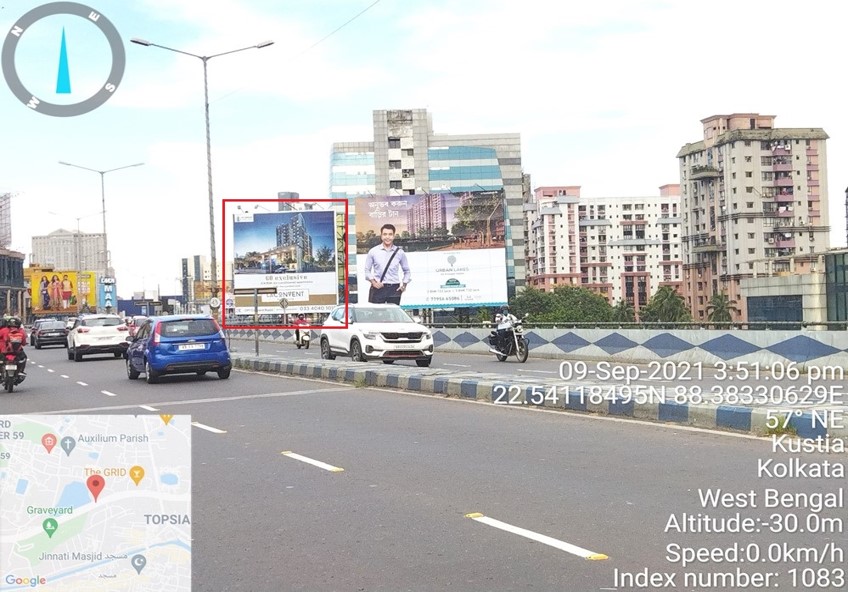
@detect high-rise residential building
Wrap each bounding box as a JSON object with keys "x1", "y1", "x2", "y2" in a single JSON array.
[
  {"x1": 331, "y1": 108, "x2": 524, "y2": 303},
  {"x1": 677, "y1": 113, "x2": 829, "y2": 321},
  {"x1": 525, "y1": 185, "x2": 683, "y2": 310},
  {"x1": 32, "y1": 229, "x2": 106, "y2": 271},
  {"x1": 0, "y1": 193, "x2": 12, "y2": 248}
]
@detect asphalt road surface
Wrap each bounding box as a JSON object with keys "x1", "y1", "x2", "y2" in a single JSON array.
[{"x1": 7, "y1": 346, "x2": 846, "y2": 591}]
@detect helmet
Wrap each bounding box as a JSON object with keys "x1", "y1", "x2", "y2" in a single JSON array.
[
  {"x1": 298, "y1": 313, "x2": 305, "y2": 319},
  {"x1": 8, "y1": 317, "x2": 21, "y2": 328},
  {"x1": 501, "y1": 305, "x2": 510, "y2": 314}
]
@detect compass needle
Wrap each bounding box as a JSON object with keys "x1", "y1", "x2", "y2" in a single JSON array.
[{"x1": 56, "y1": 27, "x2": 71, "y2": 94}]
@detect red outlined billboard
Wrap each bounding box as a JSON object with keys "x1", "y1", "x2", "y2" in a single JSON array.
[{"x1": 221, "y1": 199, "x2": 348, "y2": 330}]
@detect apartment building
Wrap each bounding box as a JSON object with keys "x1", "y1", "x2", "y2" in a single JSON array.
[
  {"x1": 677, "y1": 113, "x2": 829, "y2": 321},
  {"x1": 525, "y1": 185, "x2": 683, "y2": 309}
]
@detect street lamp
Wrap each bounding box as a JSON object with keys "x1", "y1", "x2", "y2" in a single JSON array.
[
  {"x1": 130, "y1": 37, "x2": 274, "y2": 317},
  {"x1": 58, "y1": 161, "x2": 144, "y2": 279}
]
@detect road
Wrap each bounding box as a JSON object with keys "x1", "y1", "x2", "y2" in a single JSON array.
[{"x1": 5, "y1": 345, "x2": 846, "y2": 591}]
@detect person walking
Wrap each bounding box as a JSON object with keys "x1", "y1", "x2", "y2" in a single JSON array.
[{"x1": 363, "y1": 224, "x2": 411, "y2": 305}]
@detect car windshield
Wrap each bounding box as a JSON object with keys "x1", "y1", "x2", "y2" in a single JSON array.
[
  {"x1": 353, "y1": 308, "x2": 414, "y2": 323},
  {"x1": 82, "y1": 317, "x2": 122, "y2": 327},
  {"x1": 41, "y1": 321, "x2": 66, "y2": 330},
  {"x1": 161, "y1": 319, "x2": 219, "y2": 337}
]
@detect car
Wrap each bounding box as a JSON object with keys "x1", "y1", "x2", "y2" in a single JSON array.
[
  {"x1": 126, "y1": 314, "x2": 231, "y2": 384},
  {"x1": 125, "y1": 315, "x2": 148, "y2": 337},
  {"x1": 67, "y1": 314, "x2": 129, "y2": 361},
  {"x1": 33, "y1": 320, "x2": 69, "y2": 349},
  {"x1": 65, "y1": 317, "x2": 77, "y2": 330},
  {"x1": 319, "y1": 303, "x2": 434, "y2": 367},
  {"x1": 29, "y1": 318, "x2": 58, "y2": 345}
]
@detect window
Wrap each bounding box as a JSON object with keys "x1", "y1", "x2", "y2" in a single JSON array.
[
  {"x1": 762, "y1": 172, "x2": 773, "y2": 181},
  {"x1": 402, "y1": 148, "x2": 414, "y2": 157},
  {"x1": 745, "y1": 156, "x2": 752, "y2": 162},
  {"x1": 748, "y1": 248, "x2": 756, "y2": 254},
  {"x1": 745, "y1": 171, "x2": 753, "y2": 177},
  {"x1": 389, "y1": 180, "x2": 402, "y2": 189},
  {"x1": 748, "y1": 233, "x2": 755, "y2": 239},
  {"x1": 388, "y1": 137, "x2": 400, "y2": 148},
  {"x1": 389, "y1": 160, "x2": 401, "y2": 169},
  {"x1": 746, "y1": 187, "x2": 754, "y2": 193},
  {"x1": 746, "y1": 202, "x2": 754, "y2": 208}
]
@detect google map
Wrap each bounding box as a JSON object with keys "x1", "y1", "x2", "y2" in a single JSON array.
[{"x1": 0, "y1": 415, "x2": 191, "y2": 591}]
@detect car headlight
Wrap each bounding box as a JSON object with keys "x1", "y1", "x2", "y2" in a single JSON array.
[
  {"x1": 362, "y1": 332, "x2": 379, "y2": 340},
  {"x1": 423, "y1": 331, "x2": 432, "y2": 338}
]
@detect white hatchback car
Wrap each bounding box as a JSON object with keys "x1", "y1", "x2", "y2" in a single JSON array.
[
  {"x1": 67, "y1": 314, "x2": 129, "y2": 361},
  {"x1": 320, "y1": 303, "x2": 434, "y2": 367}
]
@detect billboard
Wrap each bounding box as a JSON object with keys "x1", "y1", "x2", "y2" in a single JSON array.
[
  {"x1": 231, "y1": 209, "x2": 340, "y2": 315},
  {"x1": 26, "y1": 269, "x2": 97, "y2": 314},
  {"x1": 354, "y1": 192, "x2": 508, "y2": 308}
]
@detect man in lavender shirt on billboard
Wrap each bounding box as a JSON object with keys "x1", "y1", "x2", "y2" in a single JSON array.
[{"x1": 364, "y1": 224, "x2": 411, "y2": 305}]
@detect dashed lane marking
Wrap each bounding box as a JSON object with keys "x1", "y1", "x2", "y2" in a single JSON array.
[
  {"x1": 102, "y1": 390, "x2": 118, "y2": 397},
  {"x1": 138, "y1": 405, "x2": 159, "y2": 411},
  {"x1": 191, "y1": 422, "x2": 227, "y2": 434},
  {"x1": 281, "y1": 451, "x2": 344, "y2": 472},
  {"x1": 76, "y1": 381, "x2": 87, "y2": 386}
]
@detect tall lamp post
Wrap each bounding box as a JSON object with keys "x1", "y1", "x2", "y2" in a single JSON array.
[
  {"x1": 130, "y1": 38, "x2": 274, "y2": 318},
  {"x1": 58, "y1": 161, "x2": 144, "y2": 280}
]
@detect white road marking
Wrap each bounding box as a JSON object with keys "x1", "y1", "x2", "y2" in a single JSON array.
[
  {"x1": 76, "y1": 381, "x2": 87, "y2": 386},
  {"x1": 515, "y1": 369, "x2": 557, "y2": 374},
  {"x1": 47, "y1": 369, "x2": 55, "y2": 373},
  {"x1": 37, "y1": 365, "x2": 44, "y2": 368},
  {"x1": 191, "y1": 422, "x2": 227, "y2": 434},
  {"x1": 465, "y1": 513, "x2": 607, "y2": 560},
  {"x1": 443, "y1": 363, "x2": 470, "y2": 368},
  {"x1": 60, "y1": 375, "x2": 69, "y2": 379},
  {"x1": 281, "y1": 451, "x2": 344, "y2": 472},
  {"x1": 101, "y1": 390, "x2": 118, "y2": 397},
  {"x1": 139, "y1": 405, "x2": 159, "y2": 412}
]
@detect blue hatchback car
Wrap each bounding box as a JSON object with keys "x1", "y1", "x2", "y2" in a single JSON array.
[{"x1": 126, "y1": 315, "x2": 232, "y2": 384}]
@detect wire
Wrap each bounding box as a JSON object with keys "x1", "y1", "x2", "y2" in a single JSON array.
[{"x1": 211, "y1": 0, "x2": 384, "y2": 104}]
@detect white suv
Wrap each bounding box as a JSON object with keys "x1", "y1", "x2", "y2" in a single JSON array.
[
  {"x1": 67, "y1": 314, "x2": 129, "y2": 361},
  {"x1": 319, "y1": 303, "x2": 434, "y2": 367}
]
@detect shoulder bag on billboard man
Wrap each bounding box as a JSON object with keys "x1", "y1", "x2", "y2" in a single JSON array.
[{"x1": 368, "y1": 248, "x2": 400, "y2": 304}]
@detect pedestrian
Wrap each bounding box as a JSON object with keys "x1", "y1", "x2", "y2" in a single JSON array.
[{"x1": 363, "y1": 224, "x2": 411, "y2": 305}]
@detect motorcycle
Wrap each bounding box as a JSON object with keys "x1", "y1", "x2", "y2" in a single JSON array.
[
  {"x1": 489, "y1": 313, "x2": 529, "y2": 363},
  {"x1": 4, "y1": 338, "x2": 25, "y2": 392},
  {"x1": 295, "y1": 329, "x2": 311, "y2": 349}
]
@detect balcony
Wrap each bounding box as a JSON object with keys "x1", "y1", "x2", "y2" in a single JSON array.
[
  {"x1": 777, "y1": 208, "x2": 795, "y2": 217},
  {"x1": 807, "y1": 178, "x2": 820, "y2": 187},
  {"x1": 775, "y1": 238, "x2": 795, "y2": 248},
  {"x1": 690, "y1": 165, "x2": 722, "y2": 179},
  {"x1": 775, "y1": 177, "x2": 793, "y2": 187},
  {"x1": 691, "y1": 237, "x2": 723, "y2": 253},
  {"x1": 772, "y1": 162, "x2": 792, "y2": 172},
  {"x1": 774, "y1": 192, "x2": 794, "y2": 202}
]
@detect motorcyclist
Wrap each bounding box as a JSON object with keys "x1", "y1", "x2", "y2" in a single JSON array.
[
  {"x1": 0, "y1": 316, "x2": 27, "y2": 382},
  {"x1": 293, "y1": 313, "x2": 309, "y2": 345},
  {"x1": 490, "y1": 306, "x2": 517, "y2": 354}
]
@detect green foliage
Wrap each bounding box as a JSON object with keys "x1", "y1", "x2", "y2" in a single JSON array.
[
  {"x1": 510, "y1": 286, "x2": 613, "y2": 323},
  {"x1": 706, "y1": 292, "x2": 739, "y2": 327},
  {"x1": 640, "y1": 286, "x2": 691, "y2": 325},
  {"x1": 611, "y1": 299, "x2": 636, "y2": 323}
]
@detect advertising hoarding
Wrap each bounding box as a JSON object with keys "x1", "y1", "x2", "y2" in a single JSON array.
[
  {"x1": 25, "y1": 269, "x2": 97, "y2": 314},
  {"x1": 354, "y1": 191, "x2": 508, "y2": 308},
  {"x1": 231, "y1": 209, "x2": 340, "y2": 315}
]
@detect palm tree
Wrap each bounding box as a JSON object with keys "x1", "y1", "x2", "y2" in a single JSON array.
[
  {"x1": 641, "y1": 286, "x2": 691, "y2": 326},
  {"x1": 611, "y1": 299, "x2": 636, "y2": 324},
  {"x1": 706, "y1": 292, "x2": 739, "y2": 328}
]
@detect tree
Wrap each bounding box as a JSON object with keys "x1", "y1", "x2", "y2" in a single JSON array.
[
  {"x1": 316, "y1": 246, "x2": 333, "y2": 266},
  {"x1": 510, "y1": 285, "x2": 613, "y2": 324},
  {"x1": 706, "y1": 292, "x2": 739, "y2": 328},
  {"x1": 611, "y1": 299, "x2": 636, "y2": 324},
  {"x1": 640, "y1": 286, "x2": 691, "y2": 326}
]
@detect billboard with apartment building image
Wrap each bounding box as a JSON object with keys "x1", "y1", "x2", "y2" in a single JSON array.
[
  {"x1": 231, "y1": 210, "x2": 339, "y2": 314},
  {"x1": 354, "y1": 191, "x2": 508, "y2": 308}
]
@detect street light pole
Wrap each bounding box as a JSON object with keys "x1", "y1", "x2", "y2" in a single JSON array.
[
  {"x1": 58, "y1": 161, "x2": 144, "y2": 279},
  {"x1": 130, "y1": 38, "x2": 274, "y2": 318}
]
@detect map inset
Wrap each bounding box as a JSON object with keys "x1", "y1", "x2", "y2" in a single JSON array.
[{"x1": 0, "y1": 415, "x2": 191, "y2": 591}]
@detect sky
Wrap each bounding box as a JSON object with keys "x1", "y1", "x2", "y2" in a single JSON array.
[{"x1": 2, "y1": 0, "x2": 847, "y2": 298}]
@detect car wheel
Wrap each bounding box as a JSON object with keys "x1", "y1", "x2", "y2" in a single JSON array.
[
  {"x1": 416, "y1": 358, "x2": 431, "y2": 368},
  {"x1": 67, "y1": 345, "x2": 73, "y2": 360},
  {"x1": 35, "y1": 341, "x2": 42, "y2": 349},
  {"x1": 350, "y1": 339, "x2": 366, "y2": 362},
  {"x1": 73, "y1": 348, "x2": 82, "y2": 362},
  {"x1": 127, "y1": 358, "x2": 140, "y2": 380},
  {"x1": 382, "y1": 359, "x2": 395, "y2": 364},
  {"x1": 196, "y1": 370, "x2": 207, "y2": 376},
  {"x1": 320, "y1": 337, "x2": 336, "y2": 360},
  {"x1": 145, "y1": 360, "x2": 159, "y2": 384},
  {"x1": 217, "y1": 368, "x2": 231, "y2": 379},
  {"x1": 114, "y1": 352, "x2": 122, "y2": 358}
]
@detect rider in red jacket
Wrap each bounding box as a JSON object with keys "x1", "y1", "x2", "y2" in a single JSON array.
[
  {"x1": 0, "y1": 317, "x2": 27, "y2": 380},
  {"x1": 293, "y1": 313, "x2": 309, "y2": 344}
]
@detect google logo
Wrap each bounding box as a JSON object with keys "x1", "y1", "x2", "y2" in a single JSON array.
[{"x1": 4, "y1": 575, "x2": 47, "y2": 587}]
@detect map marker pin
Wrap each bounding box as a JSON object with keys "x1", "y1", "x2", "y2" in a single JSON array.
[
  {"x1": 60, "y1": 436, "x2": 76, "y2": 457},
  {"x1": 42, "y1": 518, "x2": 58, "y2": 538},
  {"x1": 41, "y1": 433, "x2": 57, "y2": 454},
  {"x1": 129, "y1": 465, "x2": 145, "y2": 486},
  {"x1": 160, "y1": 414, "x2": 173, "y2": 425},
  {"x1": 131, "y1": 554, "x2": 146, "y2": 575},
  {"x1": 86, "y1": 475, "x2": 105, "y2": 502}
]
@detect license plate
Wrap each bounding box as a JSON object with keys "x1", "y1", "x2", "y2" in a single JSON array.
[
  {"x1": 178, "y1": 344, "x2": 205, "y2": 351},
  {"x1": 5, "y1": 364, "x2": 17, "y2": 371}
]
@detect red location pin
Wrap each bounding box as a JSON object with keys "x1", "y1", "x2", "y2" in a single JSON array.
[
  {"x1": 41, "y1": 434, "x2": 57, "y2": 454},
  {"x1": 86, "y1": 475, "x2": 106, "y2": 502}
]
